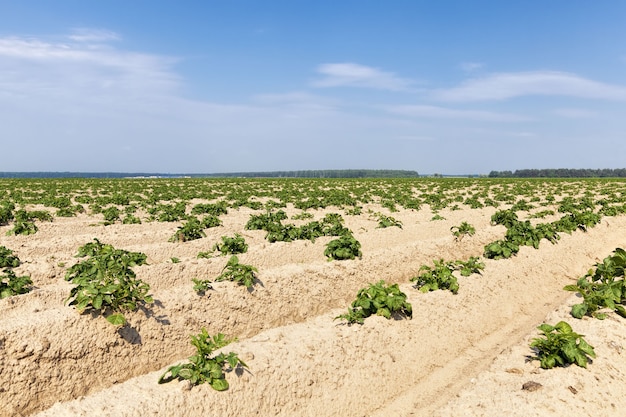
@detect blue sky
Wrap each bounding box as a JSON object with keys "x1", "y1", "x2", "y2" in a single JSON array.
[{"x1": 1, "y1": 1, "x2": 626, "y2": 174}]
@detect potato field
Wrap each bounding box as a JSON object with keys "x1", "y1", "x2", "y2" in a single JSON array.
[{"x1": 2, "y1": 177, "x2": 626, "y2": 416}]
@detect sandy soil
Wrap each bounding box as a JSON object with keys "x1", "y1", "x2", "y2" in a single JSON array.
[{"x1": 1, "y1": 201, "x2": 625, "y2": 417}]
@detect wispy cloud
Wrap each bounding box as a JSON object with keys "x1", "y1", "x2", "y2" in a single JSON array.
[
  {"x1": 387, "y1": 104, "x2": 529, "y2": 122},
  {"x1": 0, "y1": 34, "x2": 180, "y2": 99},
  {"x1": 312, "y1": 62, "x2": 414, "y2": 91},
  {"x1": 394, "y1": 135, "x2": 437, "y2": 142},
  {"x1": 552, "y1": 108, "x2": 598, "y2": 118},
  {"x1": 432, "y1": 71, "x2": 626, "y2": 102},
  {"x1": 460, "y1": 62, "x2": 484, "y2": 72},
  {"x1": 252, "y1": 91, "x2": 339, "y2": 110},
  {"x1": 68, "y1": 28, "x2": 121, "y2": 43}
]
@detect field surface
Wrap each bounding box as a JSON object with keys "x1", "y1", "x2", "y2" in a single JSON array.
[{"x1": 1, "y1": 178, "x2": 626, "y2": 416}]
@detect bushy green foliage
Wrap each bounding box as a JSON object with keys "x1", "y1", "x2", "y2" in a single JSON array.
[
  {"x1": 564, "y1": 248, "x2": 626, "y2": 319},
  {"x1": 102, "y1": 206, "x2": 121, "y2": 225},
  {"x1": 0, "y1": 201, "x2": 15, "y2": 225},
  {"x1": 0, "y1": 246, "x2": 21, "y2": 268},
  {"x1": 372, "y1": 212, "x2": 403, "y2": 229},
  {"x1": 215, "y1": 255, "x2": 258, "y2": 289},
  {"x1": 64, "y1": 238, "x2": 153, "y2": 326},
  {"x1": 454, "y1": 257, "x2": 485, "y2": 276},
  {"x1": 552, "y1": 211, "x2": 601, "y2": 233},
  {"x1": 192, "y1": 278, "x2": 213, "y2": 295},
  {"x1": 450, "y1": 221, "x2": 475, "y2": 241},
  {"x1": 170, "y1": 217, "x2": 207, "y2": 242},
  {"x1": 483, "y1": 239, "x2": 520, "y2": 259},
  {"x1": 411, "y1": 258, "x2": 485, "y2": 294},
  {"x1": 0, "y1": 268, "x2": 32, "y2": 299},
  {"x1": 324, "y1": 234, "x2": 362, "y2": 260},
  {"x1": 151, "y1": 202, "x2": 188, "y2": 222},
  {"x1": 200, "y1": 215, "x2": 222, "y2": 228},
  {"x1": 246, "y1": 210, "x2": 351, "y2": 243},
  {"x1": 191, "y1": 202, "x2": 228, "y2": 216},
  {"x1": 510, "y1": 199, "x2": 534, "y2": 212},
  {"x1": 213, "y1": 233, "x2": 248, "y2": 255},
  {"x1": 336, "y1": 280, "x2": 412, "y2": 324},
  {"x1": 25, "y1": 210, "x2": 53, "y2": 222},
  {"x1": 6, "y1": 219, "x2": 38, "y2": 235},
  {"x1": 196, "y1": 251, "x2": 213, "y2": 259},
  {"x1": 122, "y1": 214, "x2": 142, "y2": 224},
  {"x1": 4, "y1": 209, "x2": 40, "y2": 235},
  {"x1": 490, "y1": 209, "x2": 519, "y2": 228},
  {"x1": 528, "y1": 209, "x2": 555, "y2": 219},
  {"x1": 244, "y1": 210, "x2": 288, "y2": 231},
  {"x1": 159, "y1": 329, "x2": 247, "y2": 390},
  {"x1": 291, "y1": 211, "x2": 314, "y2": 220},
  {"x1": 530, "y1": 321, "x2": 595, "y2": 369},
  {"x1": 484, "y1": 217, "x2": 559, "y2": 259},
  {"x1": 412, "y1": 259, "x2": 457, "y2": 293}
]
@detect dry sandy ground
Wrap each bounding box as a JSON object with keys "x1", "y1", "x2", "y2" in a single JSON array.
[{"x1": 1, "y1": 203, "x2": 625, "y2": 417}]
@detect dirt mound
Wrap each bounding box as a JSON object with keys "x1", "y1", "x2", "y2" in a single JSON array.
[{"x1": 2, "y1": 205, "x2": 626, "y2": 417}]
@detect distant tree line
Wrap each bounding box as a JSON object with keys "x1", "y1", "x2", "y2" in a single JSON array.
[
  {"x1": 206, "y1": 169, "x2": 420, "y2": 178},
  {"x1": 0, "y1": 172, "x2": 169, "y2": 179},
  {"x1": 488, "y1": 168, "x2": 626, "y2": 178},
  {"x1": 0, "y1": 169, "x2": 419, "y2": 179}
]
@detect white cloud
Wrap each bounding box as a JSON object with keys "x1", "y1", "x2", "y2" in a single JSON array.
[
  {"x1": 432, "y1": 71, "x2": 626, "y2": 102},
  {"x1": 460, "y1": 62, "x2": 484, "y2": 72},
  {"x1": 251, "y1": 91, "x2": 339, "y2": 110},
  {"x1": 552, "y1": 108, "x2": 598, "y2": 118},
  {"x1": 0, "y1": 35, "x2": 180, "y2": 101},
  {"x1": 387, "y1": 104, "x2": 529, "y2": 122},
  {"x1": 394, "y1": 135, "x2": 437, "y2": 142},
  {"x1": 68, "y1": 28, "x2": 121, "y2": 43},
  {"x1": 312, "y1": 62, "x2": 414, "y2": 91}
]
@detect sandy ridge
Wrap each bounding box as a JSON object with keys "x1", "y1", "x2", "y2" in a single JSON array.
[{"x1": 21, "y1": 214, "x2": 626, "y2": 416}]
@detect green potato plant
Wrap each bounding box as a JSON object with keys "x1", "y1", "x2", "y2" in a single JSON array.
[
  {"x1": 0, "y1": 245, "x2": 21, "y2": 268},
  {"x1": 159, "y1": 329, "x2": 247, "y2": 391},
  {"x1": 336, "y1": 280, "x2": 412, "y2": 325},
  {"x1": 411, "y1": 259, "x2": 460, "y2": 294},
  {"x1": 411, "y1": 258, "x2": 485, "y2": 294},
  {"x1": 192, "y1": 278, "x2": 213, "y2": 295},
  {"x1": 0, "y1": 201, "x2": 14, "y2": 225},
  {"x1": 64, "y1": 238, "x2": 153, "y2": 326},
  {"x1": 372, "y1": 212, "x2": 403, "y2": 229},
  {"x1": 213, "y1": 233, "x2": 248, "y2": 255},
  {"x1": 530, "y1": 321, "x2": 596, "y2": 369},
  {"x1": 564, "y1": 247, "x2": 626, "y2": 319},
  {"x1": 169, "y1": 217, "x2": 207, "y2": 242},
  {"x1": 215, "y1": 255, "x2": 258, "y2": 290},
  {"x1": 450, "y1": 221, "x2": 475, "y2": 241},
  {"x1": 0, "y1": 268, "x2": 33, "y2": 299},
  {"x1": 324, "y1": 234, "x2": 362, "y2": 261}
]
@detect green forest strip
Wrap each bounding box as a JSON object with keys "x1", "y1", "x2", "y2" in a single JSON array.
[{"x1": 0, "y1": 169, "x2": 419, "y2": 179}]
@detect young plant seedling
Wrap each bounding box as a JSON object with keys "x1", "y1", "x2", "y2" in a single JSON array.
[
  {"x1": 530, "y1": 321, "x2": 596, "y2": 369},
  {"x1": 0, "y1": 245, "x2": 21, "y2": 268},
  {"x1": 65, "y1": 238, "x2": 153, "y2": 326},
  {"x1": 215, "y1": 255, "x2": 258, "y2": 290},
  {"x1": 336, "y1": 280, "x2": 412, "y2": 324},
  {"x1": 564, "y1": 247, "x2": 626, "y2": 319},
  {"x1": 411, "y1": 259, "x2": 460, "y2": 294},
  {"x1": 213, "y1": 233, "x2": 248, "y2": 255},
  {"x1": 0, "y1": 268, "x2": 33, "y2": 299},
  {"x1": 192, "y1": 278, "x2": 213, "y2": 295},
  {"x1": 159, "y1": 329, "x2": 247, "y2": 390},
  {"x1": 169, "y1": 217, "x2": 207, "y2": 242},
  {"x1": 324, "y1": 234, "x2": 362, "y2": 261},
  {"x1": 371, "y1": 212, "x2": 403, "y2": 229},
  {"x1": 450, "y1": 221, "x2": 476, "y2": 241}
]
